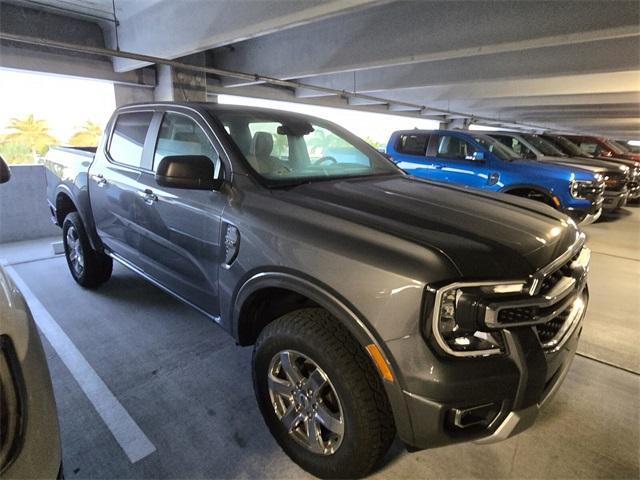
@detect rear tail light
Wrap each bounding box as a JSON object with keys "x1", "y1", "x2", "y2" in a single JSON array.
[{"x1": 0, "y1": 336, "x2": 24, "y2": 473}]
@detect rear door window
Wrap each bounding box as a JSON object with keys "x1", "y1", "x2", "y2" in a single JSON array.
[
  {"x1": 108, "y1": 112, "x2": 153, "y2": 168},
  {"x1": 396, "y1": 134, "x2": 430, "y2": 156}
]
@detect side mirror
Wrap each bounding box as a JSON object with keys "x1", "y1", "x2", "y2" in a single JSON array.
[
  {"x1": 466, "y1": 151, "x2": 485, "y2": 162},
  {"x1": 0, "y1": 155, "x2": 11, "y2": 184},
  {"x1": 155, "y1": 155, "x2": 223, "y2": 190}
]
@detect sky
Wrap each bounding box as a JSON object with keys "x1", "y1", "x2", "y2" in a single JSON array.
[{"x1": 0, "y1": 69, "x2": 116, "y2": 142}]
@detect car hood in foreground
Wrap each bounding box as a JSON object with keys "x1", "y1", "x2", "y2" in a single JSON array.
[{"x1": 274, "y1": 175, "x2": 581, "y2": 279}]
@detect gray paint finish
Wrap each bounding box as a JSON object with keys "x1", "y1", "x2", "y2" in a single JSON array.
[{"x1": 9, "y1": 239, "x2": 638, "y2": 478}]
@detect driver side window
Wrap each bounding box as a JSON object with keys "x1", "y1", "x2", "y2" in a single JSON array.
[
  {"x1": 436, "y1": 135, "x2": 477, "y2": 160},
  {"x1": 154, "y1": 112, "x2": 219, "y2": 170}
]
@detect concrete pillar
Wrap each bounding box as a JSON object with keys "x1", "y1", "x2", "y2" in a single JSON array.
[
  {"x1": 439, "y1": 118, "x2": 473, "y2": 130},
  {"x1": 154, "y1": 53, "x2": 207, "y2": 102},
  {"x1": 113, "y1": 84, "x2": 154, "y2": 107}
]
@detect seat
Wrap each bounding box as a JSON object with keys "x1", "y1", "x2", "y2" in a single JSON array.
[{"x1": 249, "y1": 132, "x2": 282, "y2": 174}]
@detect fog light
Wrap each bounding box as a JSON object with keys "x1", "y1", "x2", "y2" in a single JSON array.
[{"x1": 451, "y1": 403, "x2": 500, "y2": 429}]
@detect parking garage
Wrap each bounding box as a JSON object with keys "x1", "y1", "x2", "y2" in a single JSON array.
[{"x1": 0, "y1": 1, "x2": 638, "y2": 479}]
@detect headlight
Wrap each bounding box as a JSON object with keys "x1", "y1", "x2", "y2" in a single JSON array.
[
  {"x1": 570, "y1": 179, "x2": 599, "y2": 199},
  {"x1": 0, "y1": 336, "x2": 23, "y2": 473},
  {"x1": 430, "y1": 283, "x2": 524, "y2": 357}
]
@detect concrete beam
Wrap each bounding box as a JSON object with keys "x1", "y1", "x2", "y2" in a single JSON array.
[
  {"x1": 110, "y1": 0, "x2": 391, "y2": 72},
  {"x1": 291, "y1": 37, "x2": 640, "y2": 95},
  {"x1": 372, "y1": 72, "x2": 640, "y2": 104},
  {"x1": 212, "y1": 1, "x2": 639, "y2": 85},
  {"x1": 0, "y1": 2, "x2": 155, "y2": 86}
]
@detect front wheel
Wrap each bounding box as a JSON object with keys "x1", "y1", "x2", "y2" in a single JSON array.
[
  {"x1": 62, "y1": 212, "x2": 112, "y2": 288},
  {"x1": 252, "y1": 308, "x2": 395, "y2": 479}
]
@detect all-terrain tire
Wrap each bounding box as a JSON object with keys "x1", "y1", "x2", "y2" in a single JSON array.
[
  {"x1": 62, "y1": 212, "x2": 112, "y2": 288},
  {"x1": 252, "y1": 308, "x2": 395, "y2": 479}
]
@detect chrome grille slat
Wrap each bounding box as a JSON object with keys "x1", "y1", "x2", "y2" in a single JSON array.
[{"x1": 485, "y1": 244, "x2": 589, "y2": 352}]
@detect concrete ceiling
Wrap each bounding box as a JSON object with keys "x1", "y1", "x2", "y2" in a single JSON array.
[{"x1": 1, "y1": 0, "x2": 639, "y2": 138}]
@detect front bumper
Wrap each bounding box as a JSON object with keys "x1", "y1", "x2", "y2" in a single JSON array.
[
  {"x1": 602, "y1": 190, "x2": 629, "y2": 211},
  {"x1": 386, "y1": 289, "x2": 586, "y2": 450},
  {"x1": 566, "y1": 198, "x2": 603, "y2": 225}
]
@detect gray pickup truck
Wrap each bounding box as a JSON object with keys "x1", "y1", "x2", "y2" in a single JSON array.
[{"x1": 46, "y1": 103, "x2": 589, "y2": 478}]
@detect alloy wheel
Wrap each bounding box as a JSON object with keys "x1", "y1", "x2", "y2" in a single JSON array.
[
  {"x1": 267, "y1": 350, "x2": 345, "y2": 455},
  {"x1": 66, "y1": 225, "x2": 85, "y2": 276}
]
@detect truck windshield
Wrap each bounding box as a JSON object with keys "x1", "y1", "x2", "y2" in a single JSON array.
[
  {"x1": 543, "y1": 135, "x2": 590, "y2": 157},
  {"x1": 472, "y1": 134, "x2": 518, "y2": 161},
  {"x1": 212, "y1": 109, "x2": 401, "y2": 186},
  {"x1": 605, "y1": 140, "x2": 627, "y2": 154},
  {"x1": 522, "y1": 134, "x2": 567, "y2": 157}
]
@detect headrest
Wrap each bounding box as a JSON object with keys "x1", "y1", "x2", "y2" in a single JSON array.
[
  {"x1": 251, "y1": 132, "x2": 274, "y2": 157},
  {"x1": 174, "y1": 131, "x2": 198, "y2": 142}
]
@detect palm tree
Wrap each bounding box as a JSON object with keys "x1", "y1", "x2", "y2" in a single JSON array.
[
  {"x1": 68, "y1": 121, "x2": 103, "y2": 147},
  {"x1": 3, "y1": 114, "x2": 58, "y2": 155}
]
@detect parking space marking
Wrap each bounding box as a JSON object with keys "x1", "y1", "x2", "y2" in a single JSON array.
[{"x1": 4, "y1": 265, "x2": 157, "y2": 464}]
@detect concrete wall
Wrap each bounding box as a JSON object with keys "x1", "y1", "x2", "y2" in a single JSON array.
[{"x1": 0, "y1": 165, "x2": 59, "y2": 244}]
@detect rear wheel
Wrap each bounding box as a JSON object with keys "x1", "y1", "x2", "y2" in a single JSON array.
[
  {"x1": 252, "y1": 308, "x2": 395, "y2": 479},
  {"x1": 62, "y1": 212, "x2": 112, "y2": 288}
]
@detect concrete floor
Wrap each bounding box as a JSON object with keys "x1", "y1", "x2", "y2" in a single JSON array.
[{"x1": 1, "y1": 207, "x2": 639, "y2": 479}]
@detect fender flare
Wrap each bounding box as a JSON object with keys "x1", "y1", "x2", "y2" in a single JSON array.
[
  {"x1": 53, "y1": 185, "x2": 101, "y2": 250},
  {"x1": 500, "y1": 183, "x2": 560, "y2": 208},
  {"x1": 232, "y1": 270, "x2": 413, "y2": 440}
]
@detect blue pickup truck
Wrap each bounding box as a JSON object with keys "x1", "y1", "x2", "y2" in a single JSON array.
[{"x1": 387, "y1": 130, "x2": 604, "y2": 224}]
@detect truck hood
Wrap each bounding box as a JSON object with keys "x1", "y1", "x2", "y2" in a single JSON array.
[
  {"x1": 539, "y1": 155, "x2": 609, "y2": 174},
  {"x1": 274, "y1": 175, "x2": 581, "y2": 279}
]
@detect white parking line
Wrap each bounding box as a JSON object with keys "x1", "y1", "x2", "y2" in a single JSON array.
[{"x1": 4, "y1": 265, "x2": 156, "y2": 464}]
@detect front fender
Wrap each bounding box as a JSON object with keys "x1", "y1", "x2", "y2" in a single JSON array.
[{"x1": 232, "y1": 269, "x2": 414, "y2": 443}]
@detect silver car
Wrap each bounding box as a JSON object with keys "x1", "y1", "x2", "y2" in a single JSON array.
[{"x1": 0, "y1": 157, "x2": 62, "y2": 478}]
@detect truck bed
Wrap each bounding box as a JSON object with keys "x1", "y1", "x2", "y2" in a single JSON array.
[{"x1": 44, "y1": 145, "x2": 96, "y2": 227}]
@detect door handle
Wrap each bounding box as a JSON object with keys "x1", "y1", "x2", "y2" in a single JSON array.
[
  {"x1": 137, "y1": 188, "x2": 158, "y2": 205},
  {"x1": 434, "y1": 164, "x2": 445, "y2": 169},
  {"x1": 92, "y1": 173, "x2": 107, "y2": 187}
]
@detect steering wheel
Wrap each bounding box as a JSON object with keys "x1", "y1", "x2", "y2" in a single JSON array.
[
  {"x1": 315, "y1": 156, "x2": 337, "y2": 166},
  {"x1": 272, "y1": 159, "x2": 293, "y2": 174}
]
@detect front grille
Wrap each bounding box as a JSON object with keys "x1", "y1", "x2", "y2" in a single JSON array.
[
  {"x1": 584, "y1": 180, "x2": 605, "y2": 201},
  {"x1": 497, "y1": 306, "x2": 537, "y2": 324},
  {"x1": 604, "y1": 172, "x2": 627, "y2": 192},
  {"x1": 488, "y1": 246, "x2": 588, "y2": 352},
  {"x1": 538, "y1": 250, "x2": 580, "y2": 296},
  {"x1": 535, "y1": 308, "x2": 570, "y2": 343}
]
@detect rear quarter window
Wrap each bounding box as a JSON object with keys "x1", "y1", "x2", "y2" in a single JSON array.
[{"x1": 108, "y1": 112, "x2": 154, "y2": 168}]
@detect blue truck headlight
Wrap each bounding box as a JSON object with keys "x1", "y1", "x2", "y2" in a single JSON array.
[
  {"x1": 570, "y1": 179, "x2": 599, "y2": 199},
  {"x1": 429, "y1": 284, "x2": 524, "y2": 357}
]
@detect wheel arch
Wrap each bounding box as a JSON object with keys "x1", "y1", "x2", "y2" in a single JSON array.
[
  {"x1": 232, "y1": 270, "x2": 414, "y2": 441},
  {"x1": 500, "y1": 183, "x2": 560, "y2": 208},
  {"x1": 54, "y1": 187, "x2": 77, "y2": 226},
  {"x1": 54, "y1": 185, "x2": 101, "y2": 250}
]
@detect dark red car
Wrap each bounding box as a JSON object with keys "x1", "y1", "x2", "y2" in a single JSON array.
[{"x1": 565, "y1": 135, "x2": 640, "y2": 162}]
